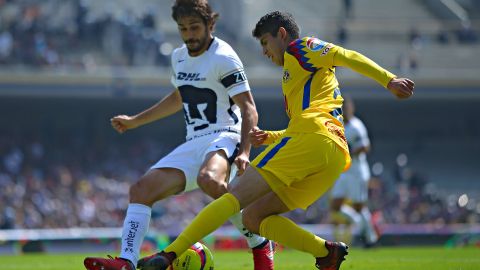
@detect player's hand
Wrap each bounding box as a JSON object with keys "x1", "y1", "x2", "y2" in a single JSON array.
[
  {"x1": 249, "y1": 127, "x2": 268, "y2": 147},
  {"x1": 387, "y1": 78, "x2": 415, "y2": 99},
  {"x1": 234, "y1": 153, "x2": 250, "y2": 176},
  {"x1": 110, "y1": 115, "x2": 139, "y2": 133}
]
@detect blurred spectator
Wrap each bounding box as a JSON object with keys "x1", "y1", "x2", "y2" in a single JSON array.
[
  {"x1": 0, "y1": 29, "x2": 13, "y2": 63},
  {"x1": 337, "y1": 24, "x2": 348, "y2": 45},
  {"x1": 456, "y1": 21, "x2": 478, "y2": 44},
  {"x1": 436, "y1": 29, "x2": 450, "y2": 45},
  {"x1": 409, "y1": 27, "x2": 424, "y2": 49},
  {"x1": 397, "y1": 50, "x2": 419, "y2": 74},
  {"x1": 342, "y1": 0, "x2": 354, "y2": 20},
  {"x1": 0, "y1": 0, "x2": 170, "y2": 68}
]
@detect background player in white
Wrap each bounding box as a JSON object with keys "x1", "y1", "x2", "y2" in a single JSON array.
[
  {"x1": 84, "y1": 1, "x2": 274, "y2": 270},
  {"x1": 330, "y1": 95, "x2": 379, "y2": 247}
]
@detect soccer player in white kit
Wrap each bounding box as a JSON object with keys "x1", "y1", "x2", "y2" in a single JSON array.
[
  {"x1": 330, "y1": 96, "x2": 379, "y2": 247},
  {"x1": 84, "y1": 1, "x2": 274, "y2": 270}
]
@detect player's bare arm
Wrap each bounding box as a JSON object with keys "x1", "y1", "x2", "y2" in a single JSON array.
[
  {"x1": 249, "y1": 127, "x2": 268, "y2": 147},
  {"x1": 231, "y1": 91, "x2": 258, "y2": 175},
  {"x1": 250, "y1": 128, "x2": 287, "y2": 146},
  {"x1": 110, "y1": 89, "x2": 183, "y2": 133}
]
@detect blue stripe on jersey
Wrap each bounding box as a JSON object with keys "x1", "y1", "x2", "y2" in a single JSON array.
[
  {"x1": 302, "y1": 74, "x2": 314, "y2": 110},
  {"x1": 329, "y1": 108, "x2": 344, "y2": 124},
  {"x1": 333, "y1": 87, "x2": 341, "y2": 99},
  {"x1": 257, "y1": 137, "x2": 291, "y2": 168},
  {"x1": 329, "y1": 108, "x2": 343, "y2": 117},
  {"x1": 286, "y1": 39, "x2": 316, "y2": 72}
]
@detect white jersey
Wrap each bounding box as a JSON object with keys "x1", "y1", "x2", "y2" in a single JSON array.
[
  {"x1": 170, "y1": 37, "x2": 250, "y2": 141},
  {"x1": 344, "y1": 116, "x2": 371, "y2": 180},
  {"x1": 331, "y1": 116, "x2": 371, "y2": 201}
]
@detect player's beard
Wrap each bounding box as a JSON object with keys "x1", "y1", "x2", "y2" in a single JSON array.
[{"x1": 185, "y1": 29, "x2": 210, "y2": 55}]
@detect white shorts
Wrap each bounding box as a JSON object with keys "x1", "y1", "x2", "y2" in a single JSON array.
[
  {"x1": 331, "y1": 165, "x2": 370, "y2": 203},
  {"x1": 150, "y1": 132, "x2": 240, "y2": 192}
]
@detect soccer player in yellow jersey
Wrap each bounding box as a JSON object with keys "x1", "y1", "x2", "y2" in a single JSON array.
[{"x1": 138, "y1": 11, "x2": 415, "y2": 270}]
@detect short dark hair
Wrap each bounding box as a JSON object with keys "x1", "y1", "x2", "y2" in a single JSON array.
[
  {"x1": 252, "y1": 11, "x2": 300, "y2": 39},
  {"x1": 172, "y1": 0, "x2": 219, "y2": 25}
]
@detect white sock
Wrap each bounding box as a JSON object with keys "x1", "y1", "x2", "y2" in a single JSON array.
[
  {"x1": 229, "y1": 211, "x2": 266, "y2": 248},
  {"x1": 340, "y1": 204, "x2": 362, "y2": 225},
  {"x1": 120, "y1": 203, "x2": 152, "y2": 266},
  {"x1": 360, "y1": 207, "x2": 378, "y2": 243},
  {"x1": 340, "y1": 204, "x2": 363, "y2": 235}
]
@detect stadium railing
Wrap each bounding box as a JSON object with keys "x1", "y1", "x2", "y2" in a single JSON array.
[{"x1": 1, "y1": 224, "x2": 479, "y2": 255}]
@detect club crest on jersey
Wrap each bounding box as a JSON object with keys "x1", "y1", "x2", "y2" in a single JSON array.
[
  {"x1": 177, "y1": 72, "x2": 206, "y2": 81},
  {"x1": 306, "y1": 37, "x2": 326, "y2": 52},
  {"x1": 283, "y1": 69, "x2": 291, "y2": 83}
]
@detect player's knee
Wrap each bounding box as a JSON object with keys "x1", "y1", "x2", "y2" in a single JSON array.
[
  {"x1": 129, "y1": 181, "x2": 146, "y2": 204},
  {"x1": 197, "y1": 172, "x2": 227, "y2": 199},
  {"x1": 241, "y1": 208, "x2": 261, "y2": 234},
  {"x1": 129, "y1": 178, "x2": 157, "y2": 206}
]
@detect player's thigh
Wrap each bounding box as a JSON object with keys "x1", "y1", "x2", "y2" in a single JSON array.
[
  {"x1": 130, "y1": 168, "x2": 186, "y2": 205},
  {"x1": 242, "y1": 191, "x2": 290, "y2": 233},
  {"x1": 229, "y1": 166, "x2": 273, "y2": 209},
  {"x1": 198, "y1": 150, "x2": 230, "y2": 184},
  {"x1": 197, "y1": 150, "x2": 231, "y2": 198},
  {"x1": 198, "y1": 132, "x2": 240, "y2": 184}
]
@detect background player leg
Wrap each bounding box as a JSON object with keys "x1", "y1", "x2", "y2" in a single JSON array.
[
  {"x1": 353, "y1": 203, "x2": 378, "y2": 246},
  {"x1": 330, "y1": 197, "x2": 361, "y2": 245}
]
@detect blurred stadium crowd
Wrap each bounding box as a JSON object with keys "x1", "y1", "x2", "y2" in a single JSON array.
[
  {"x1": 0, "y1": 0, "x2": 479, "y2": 72},
  {"x1": 0, "y1": 0, "x2": 172, "y2": 69},
  {"x1": 0, "y1": 133, "x2": 478, "y2": 231}
]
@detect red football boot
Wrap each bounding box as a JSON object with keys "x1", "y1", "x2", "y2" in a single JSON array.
[
  {"x1": 84, "y1": 255, "x2": 134, "y2": 270},
  {"x1": 315, "y1": 241, "x2": 349, "y2": 270},
  {"x1": 252, "y1": 240, "x2": 275, "y2": 270}
]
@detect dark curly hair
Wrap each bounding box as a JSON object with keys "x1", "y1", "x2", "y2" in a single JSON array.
[
  {"x1": 252, "y1": 11, "x2": 300, "y2": 39},
  {"x1": 172, "y1": 0, "x2": 219, "y2": 25}
]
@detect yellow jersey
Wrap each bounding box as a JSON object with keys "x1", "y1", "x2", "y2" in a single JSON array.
[{"x1": 264, "y1": 37, "x2": 396, "y2": 171}]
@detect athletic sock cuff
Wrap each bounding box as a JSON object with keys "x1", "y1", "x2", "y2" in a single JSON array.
[
  {"x1": 223, "y1": 193, "x2": 240, "y2": 213},
  {"x1": 127, "y1": 203, "x2": 152, "y2": 216}
]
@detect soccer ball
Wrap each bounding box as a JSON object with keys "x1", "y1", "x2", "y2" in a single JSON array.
[{"x1": 170, "y1": 242, "x2": 214, "y2": 270}]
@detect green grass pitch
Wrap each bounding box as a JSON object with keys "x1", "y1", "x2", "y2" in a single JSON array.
[{"x1": 1, "y1": 247, "x2": 479, "y2": 270}]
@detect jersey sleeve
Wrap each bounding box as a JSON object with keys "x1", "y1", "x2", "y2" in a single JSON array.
[
  {"x1": 216, "y1": 54, "x2": 251, "y2": 97},
  {"x1": 333, "y1": 47, "x2": 396, "y2": 87},
  {"x1": 263, "y1": 129, "x2": 286, "y2": 145}
]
